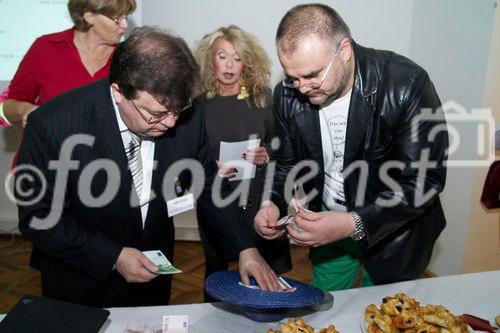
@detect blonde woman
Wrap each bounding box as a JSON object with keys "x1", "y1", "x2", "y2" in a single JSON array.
[{"x1": 194, "y1": 25, "x2": 291, "y2": 301}]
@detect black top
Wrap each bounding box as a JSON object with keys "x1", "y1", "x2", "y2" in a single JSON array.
[
  {"x1": 199, "y1": 93, "x2": 274, "y2": 160},
  {"x1": 196, "y1": 91, "x2": 292, "y2": 274}
]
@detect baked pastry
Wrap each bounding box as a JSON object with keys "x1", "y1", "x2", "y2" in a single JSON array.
[
  {"x1": 364, "y1": 293, "x2": 468, "y2": 333},
  {"x1": 393, "y1": 310, "x2": 420, "y2": 329},
  {"x1": 267, "y1": 317, "x2": 340, "y2": 333},
  {"x1": 318, "y1": 325, "x2": 340, "y2": 333},
  {"x1": 381, "y1": 297, "x2": 404, "y2": 316},
  {"x1": 365, "y1": 304, "x2": 383, "y2": 324},
  {"x1": 367, "y1": 323, "x2": 385, "y2": 333},
  {"x1": 373, "y1": 313, "x2": 399, "y2": 333},
  {"x1": 413, "y1": 322, "x2": 440, "y2": 333},
  {"x1": 394, "y1": 293, "x2": 419, "y2": 310}
]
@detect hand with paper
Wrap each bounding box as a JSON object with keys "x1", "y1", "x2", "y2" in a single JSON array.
[
  {"x1": 242, "y1": 146, "x2": 269, "y2": 166},
  {"x1": 115, "y1": 247, "x2": 159, "y2": 283},
  {"x1": 254, "y1": 197, "x2": 311, "y2": 240},
  {"x1": 238, "y1": 247, "x2": 281, "y2": 292},
  {"x1": 218, "y1": 139, "x2": 261, "y2": 181},
  {"x1": 288, "y1": 209, "x2": 355, "y2": 248},
  {"x1": 143, "y1": 250, "x2": 182, "y2": 274},
  {"x1": 254, "y1": 201, "x2": 285, "y2": 240},
  {"x1": 273, "y1": 198, "x2": 356, "y2": 248},
  {"x1": 215, "y1": 160, "x2": 238, "y2": 179}
]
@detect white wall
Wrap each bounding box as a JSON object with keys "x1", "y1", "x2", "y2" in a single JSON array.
[
  {"x1": 462, "y1": 1, "x2": 500, "y2": 273},
  {"x1": 408, "y1": 0, "x2": 496, "y2": 275}
]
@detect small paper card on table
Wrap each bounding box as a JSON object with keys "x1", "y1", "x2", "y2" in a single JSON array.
[
  {"x1": 143, "y1": 250, "x2": 182, "y2": 274},
  {"x1": 163, "y1": 315, "x2": 188, "y2": 333}
]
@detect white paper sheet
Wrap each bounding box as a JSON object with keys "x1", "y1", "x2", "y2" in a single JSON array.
[{"x1": 219, "y1": 139, "x2": 260, "y2": 181}]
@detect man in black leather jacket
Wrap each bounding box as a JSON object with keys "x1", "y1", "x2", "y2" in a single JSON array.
[{"x1": 254, "y1": 4, "x2": 448, "y2": 290}]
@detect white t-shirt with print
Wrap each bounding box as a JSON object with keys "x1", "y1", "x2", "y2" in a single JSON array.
[{"x1": 319, "y1": 90, "x2": 352, "y2": 212}]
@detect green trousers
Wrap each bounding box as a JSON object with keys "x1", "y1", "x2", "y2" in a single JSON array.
[{"x1": 310, "y1": 205, "x2": 373, "y2": 291}]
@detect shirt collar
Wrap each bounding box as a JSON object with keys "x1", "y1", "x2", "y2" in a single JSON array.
[{"x1": 49, "y1": 28, "x2": 76, "y2": 44}]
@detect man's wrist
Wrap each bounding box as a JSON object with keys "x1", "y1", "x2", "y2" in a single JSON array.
[{"x1": 259, "y1": 200, "x2": 274, "y2": 208}]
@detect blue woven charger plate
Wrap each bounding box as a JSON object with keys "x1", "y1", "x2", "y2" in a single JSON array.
[{"x1": 205, "y1": 271, "x2": 325, "y2": 309}]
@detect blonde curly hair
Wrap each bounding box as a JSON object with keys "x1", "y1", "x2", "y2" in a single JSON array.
[{"x1": 194, "y1": 25, "x2": 271, "y2": 108}]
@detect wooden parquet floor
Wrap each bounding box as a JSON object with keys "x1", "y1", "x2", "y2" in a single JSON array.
[{"x1": 0, "y1": 235, "x2": 311, "y2": 313}]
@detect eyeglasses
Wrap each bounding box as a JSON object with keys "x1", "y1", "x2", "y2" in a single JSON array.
[
  {"x1": 282, "y1": 55, "x2": 335, "y2": 90},
  {"x1": 130, "y1": 99, "x2": 192, "y2": 124},
  {"x1": 101, "y1": 13, "x2": 128, "y2": 25}
]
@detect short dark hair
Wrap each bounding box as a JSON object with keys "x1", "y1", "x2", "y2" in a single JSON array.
[
  {"x1": 110, "y1": 26, "x2": 199, "y2": 109},
  {"x1": 276, "y1": 4, "x2": 351, "y2": 54},
  {"x1": 68, "y1": 0, "x2": 136, "y2": 31}
]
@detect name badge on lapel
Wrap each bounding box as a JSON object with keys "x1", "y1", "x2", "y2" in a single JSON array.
[{"x1": 167, "y1": 193, "x2": 194, "y2": 217}]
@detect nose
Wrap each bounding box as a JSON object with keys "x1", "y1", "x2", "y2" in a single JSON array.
[
  {"x1": 298, "y1": 81, "x2": 313, "y2": 94},
  {"x1": 226, "y1": 58, "x2": 234, "y2": 68},
  {"x1": 119, "y1": 17, "x2": 128, "y2": 29},
  {"x1": 159, "y1": 114, "x2": 177, "y2": 128}
]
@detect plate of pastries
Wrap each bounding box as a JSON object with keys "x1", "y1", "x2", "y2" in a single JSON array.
[
  {"x1": 363, "y1": 293, "x2": 469, "y2": 333},
  {"x1": 267, "y1": 317, "x2": 340, "y2": 333}
]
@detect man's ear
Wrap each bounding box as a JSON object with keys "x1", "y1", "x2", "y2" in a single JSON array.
[
  {"x1": 339, "y1": 37, "x2": 353, "y2": 62},
  {"x1": 111, "y1": 83, "x2": 123, "y2": 104}
]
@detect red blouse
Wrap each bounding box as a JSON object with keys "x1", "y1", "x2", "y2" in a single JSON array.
[{"x1": 8, "y1": 28, "x2": 111, "y2": 106}]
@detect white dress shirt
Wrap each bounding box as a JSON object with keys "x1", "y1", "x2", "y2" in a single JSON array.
[{"x1": 111, "y1": 88, "x2": 155, "y2": 227}]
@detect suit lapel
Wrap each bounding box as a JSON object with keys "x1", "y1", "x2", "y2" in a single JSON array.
[
  {"x1": 91, "y1": 80, "x2": 142, "y2": 227},
  {"x1": 93, "y1": 87, "x2": 128, "y2": 170},
  {"x1": 295, "y1": 103, "x2": 324, "y2": 169},
  {"x1": 344, "y1": 41, "x2": 378, "y2": 168},
  {"x1": 343, "y1": 89, "x2": 374, "y2": 167}
]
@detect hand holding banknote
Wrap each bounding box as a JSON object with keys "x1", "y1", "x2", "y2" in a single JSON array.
[
  {"x1": 115, "y1": 247, "x2": 159, "y2": 283},
  {"x1": 254, "y1": 201, "x2": 286, "y2": 240}
]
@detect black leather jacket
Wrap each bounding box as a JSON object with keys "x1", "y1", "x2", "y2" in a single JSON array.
[{"x1": 271, "y1": 41, "x2": 448, "y2": 284}]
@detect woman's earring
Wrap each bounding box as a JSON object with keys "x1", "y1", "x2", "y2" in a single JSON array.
[
  {"x1": 207, "y1": 82, "x2": 217, "y2": 99},
  {"x1": 237, "y1": 76, "x2": 249, "y2": 100}
]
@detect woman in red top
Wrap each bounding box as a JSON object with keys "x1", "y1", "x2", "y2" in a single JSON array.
[{"x1": 3, "y1": 0, "x2": 136, "y2": 126}]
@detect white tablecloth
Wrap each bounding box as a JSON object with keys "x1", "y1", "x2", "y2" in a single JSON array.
[{"x1": 102, "y1": 270, "x2": 500, "y2": 332}]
